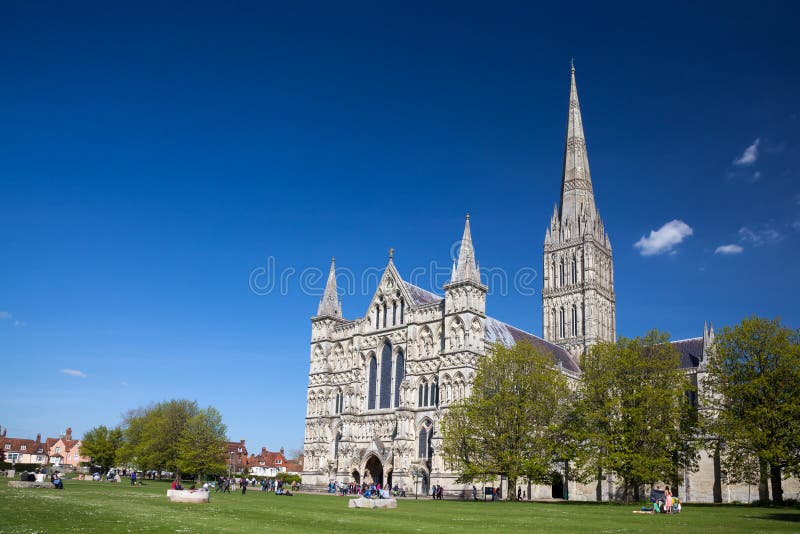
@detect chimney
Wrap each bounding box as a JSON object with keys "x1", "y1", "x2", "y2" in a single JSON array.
[
  {"x1": 36, "y1": 433, "x2": 41, "y2": 443},
  {"x1": 65, "y1": 427, "x2": 72, "y2": 440},
  {"x1": 262, "y1": 447, "x2": 267, "y2": 455},
  {"x1": 240, "y1": 439, "x2": 245, "y2": 445},
  {"x1": 2, "y1": 428, "x2": 6, "y2": 437},
  {"x1": 280, "y1": 447, "x2": 284, "y2": 455}
]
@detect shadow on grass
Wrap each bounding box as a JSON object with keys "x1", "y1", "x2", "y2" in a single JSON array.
[{"x1": 749, "y1": 513, "x2": 800, "y2": 523}]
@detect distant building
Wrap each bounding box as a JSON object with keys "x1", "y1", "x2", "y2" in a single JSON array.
[
  {"x1": 226, "y1": 439, "x2": 248, "y2": 474},
  {"x1": 246, "y1": 447, "x2": 288, "y2": 478}
]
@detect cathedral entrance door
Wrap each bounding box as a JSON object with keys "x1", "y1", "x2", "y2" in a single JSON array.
[
  {"x1": 365, "y1": 455, "x2": 383, "y2": 486},
  {"x1": 352, "y1": 470, "x2": 360, "y2": 484}
]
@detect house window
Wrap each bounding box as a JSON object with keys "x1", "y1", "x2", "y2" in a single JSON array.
[
  {"x1": 20, "y1": 445, "x2": 26, "y2": 451},
  {"x1": 36, "y1": 455, "x2": 43, "y2": 462},
  {"x1": 8, "y1": 453, "x2": 19, "y2": 462},
  {"x1": 55, "y1": 446, "x2": 60, "y2": 453},
  {"x1": 238, "y1": 448, "x2": 243, "y2": 453},
  {"x1": 276, "y1": 460, "x2": 281, "y2": 464},
  {"x1": 3, "y1": 444, "x2": 9, "y2": 450}
]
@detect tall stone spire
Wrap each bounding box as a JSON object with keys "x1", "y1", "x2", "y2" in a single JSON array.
[
  {"x1": 559, "y1": 63, "x2": 596, "y2": 224},
  {"x1": 543, "y1": 63, "x2": 615, "y2": 358},
  {"x1": 452, "y1": 214, "x2": 481, "y2": 283},
  {"x1": 316, "y1": 257, "x2": 341, "y2": 317}
]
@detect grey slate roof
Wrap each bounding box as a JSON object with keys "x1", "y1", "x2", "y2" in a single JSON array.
[
  {"x1": 402, "y1": 281, "x2": 443, "y2": 306},
  {"x1": 671, "y1": 337, "x2": 704, "y2": 369},
  {"x1": 484, "y1": 316, "x2": 581, "y2": 374}
]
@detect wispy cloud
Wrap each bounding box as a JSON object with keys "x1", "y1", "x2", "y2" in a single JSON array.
[
  {"x1": 0, "y1": 311, "x2": 25, "y2": 327},
  {"x1": 715, "y1": 244, "x2": 744, "y2": 255},
  {"x1": 738, "y1": 224, "x2": 783, "y2": 246},
  {"x1": 733, "y1": 138, "x2": 760, "y2": 166},
  {"x1": 634, "y1": 220, "x2": 694, "y2": 256},
  {"x1": 61, "y1": 369, "x2": 87, "y2": 378}
]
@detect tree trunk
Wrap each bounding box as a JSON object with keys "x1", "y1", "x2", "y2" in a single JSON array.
[
  {"x1": 632, "y1": 480, "x2": 640, "y2": 502},
  {"x1": 758, "y1": 457, "x2": 770, "y2": 502},
  {"x1": 507, "y1": 476, "x2": 517, "y2": 501},
  {"x1": 596, "y1": 467, "x2": 603, "y2": 502},
  {"x1": 770, "y1": 464, "x2": 783, "y2": 504},
  {"x1": 713, "y1": 442, "x2": 722, "y2": 503}
]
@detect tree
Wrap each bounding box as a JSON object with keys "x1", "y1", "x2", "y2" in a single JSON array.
[
  {"x1": 175, "y1": 407, "x2": 228, "y2": 480},
  {"x1": 81, "y1": 425, "x2": 123, "y2": 472},
  {"x1": 703, "y1": 316, "x2": 800, "y2": 503},
  {"x1": 117, "y1": 399, "x2": 201, "y2": 474},
  {"x1": 570, "y1": 330, "x2": 698, "y2": 502},
  {"x1": 441, "y1": 341, "x2": 571, "y2": 500}
]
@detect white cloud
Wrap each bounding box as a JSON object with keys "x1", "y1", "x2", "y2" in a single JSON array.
[
  {"x1": 13, "y1": 320, "x2": 26, "y2": 328},
  {"x1": 634, "y1": 220, "x2": 694, "y2": 256},
  {"x1": 733, "y1": 138, "x2": 760, "y2": 166},
  {"x1": 61, "y1": 369, "x2": 87, "y2": 378},
  {"x1": 715, "y1": 244, "x2": 744, "y2": 255},
  {"x1": 738, "y1": 224, "x2": 783, "y2": 246},
  {"x1": 0, "y1": 311, "x2": 11, "y2": 320}
]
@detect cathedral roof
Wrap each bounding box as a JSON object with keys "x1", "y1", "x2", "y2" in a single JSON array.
[
  {"x1": 670, "y1": 337, "x2": 704, "y2": 369},
  {"x1": 402, "y1": 281, "x2": 442, "y2": 306},
  {"x1": 484, "y1": 316, "x2": 581, "y2": 374}
]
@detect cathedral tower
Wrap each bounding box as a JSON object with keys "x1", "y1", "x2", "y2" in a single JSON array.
[{"x1": 542, "y1": 65, "x2": 616, "y2": 357}]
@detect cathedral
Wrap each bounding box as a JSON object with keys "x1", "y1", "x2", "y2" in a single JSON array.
[{"x1": 301, "y1": 67, "x2": 798, "y2": 502}]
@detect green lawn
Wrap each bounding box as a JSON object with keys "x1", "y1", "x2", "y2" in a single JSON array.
[{"x1": 0, "y1": 479, "x2": 798, "y2": 533}]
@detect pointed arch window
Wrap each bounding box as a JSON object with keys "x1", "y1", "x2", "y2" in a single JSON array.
[
  {"x1": 572, "y1": 256, "x2": 578, "y2": 284},
  {"x1": 418, "y1": 379, "x2": 426, "y2": 407},
  {"x1": 559, "y1": 307, "x2": 566, "y2": 339},
  {"x1": 392, "y1": 302, "x2": 397, "y2": 326},
  {"x1": 571, "y1": 305, "x2": 578, "y2": 337},
  {"x1": 559, "y1": 259, "x2": 565, "y2": 287},
  {"x1": 335, "y1": 389, "x2": 343, "y2": 414},
  {"x1": 418, "y1": 420, "x2": 433, "y2": 461},
  {"x1": 394, "y1": 349, "x2": 405, "y2": 408},
  {"x1": 367, "y1": 356, "x2": 377, "y2": 410},
  {"x1": 400, "y1": 299, "x2": 405, "y2": 324},
  {"x1": 375, "y1": 306, "x2": 380, "y2": 330},
  {"x1": 382, "y1": 304, "x2": 387, "y2": 329},
  {"x1": 334, "y1": 431, "x2": 341, "y2": 459},
  {"x1": 379, "y1": 342, "x2": 392, "y2": 409}
]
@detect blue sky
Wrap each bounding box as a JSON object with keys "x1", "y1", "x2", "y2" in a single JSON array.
[{"x1": 1, "y1": 1, "x2": 799, "y2": 454}]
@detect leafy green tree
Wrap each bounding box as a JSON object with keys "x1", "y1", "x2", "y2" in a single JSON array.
[
  {"x1": 570, "y1": 330, "x2": 697, "y2": 502},
  {"x1": 117, "y1": 399, "x2": 201, "y2": 474},
  {"x1": 703, "y1": 316, "x2": 800, "y2": 503},
  {"x1": 441, "y1": 341, "x2": 571, "y2": 500},
  {"x1": 176, "y1": 407, "x2": 228, "y2": 480},
  {"x1": 81, "y1": 425, "x2": 123, "y2": 472}
]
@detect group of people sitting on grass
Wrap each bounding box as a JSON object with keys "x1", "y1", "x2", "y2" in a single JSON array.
[
  {"x1": 328, "y1": 480, "x2": 407, "y2": 498},
  {"x1": 648, "y1": 486, "x2": 682, "y2": 514}
]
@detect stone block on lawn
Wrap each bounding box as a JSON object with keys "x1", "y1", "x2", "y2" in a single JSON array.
[{"x1": 348, "y1": 497, "x2": 397, "y2": 509}]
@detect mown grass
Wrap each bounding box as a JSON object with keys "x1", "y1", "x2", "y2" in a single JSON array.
[{"x1": 0, "y1": 478, "x2": 798, "y2": 533}]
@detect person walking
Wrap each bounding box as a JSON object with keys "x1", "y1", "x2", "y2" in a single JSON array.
[
  {"x1": 472, "y1": 485, "x2": 478, "y2": 501},
  {"x1": 241, "y1": 477, "x2": 248, "y2": 495},
  {"x1": 130, "y1": 471, "x2": 137, "y2": 486}
]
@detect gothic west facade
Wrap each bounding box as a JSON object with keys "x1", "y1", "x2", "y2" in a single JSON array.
[
  {"x1": 303, "y1": 219, "x2": 581, "y2": 496},
  {"x1": 301, "y1": 67, "x2": 800, "y2": 502}
]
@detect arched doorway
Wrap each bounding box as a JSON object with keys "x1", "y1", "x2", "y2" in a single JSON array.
[
  {"x1": 365, "y1": 455, "x2": 383, "y2": 486},
  {"x1": 420, "y1": 471, "x2": 430, "y2": 496},
  {"x1": 351, "y1": 470, "x2": 360, "y2": 484},
  {"x1": 551, "y1": 472, "x2": 564, "y2": 499},
  {"x1": 386, "y1": 469, "x2": 393, "y2": 489}
]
